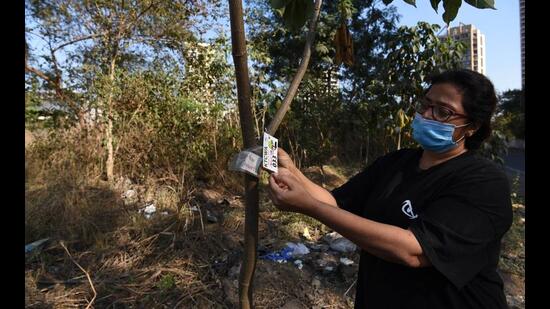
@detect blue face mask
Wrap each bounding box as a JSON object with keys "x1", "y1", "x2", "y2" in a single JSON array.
[{"x1": 412, "y1": 113, "x2": 470, "y2": 153}]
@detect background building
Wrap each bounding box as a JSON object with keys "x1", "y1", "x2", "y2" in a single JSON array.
[
  {"x1": 520, "y1": 0, "x2": 525, "y2": 88},
  {"x1": 446, "y1": 23, "x2": 486, "y2": 75},
  {"x1": 322, "y1": 70, "x2": 339, "y2": 96}
]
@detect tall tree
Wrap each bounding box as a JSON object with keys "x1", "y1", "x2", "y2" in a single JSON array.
[
  {"x1": 228, "y1": 1, "x2": 260, "y2": 307},
  {"x1": 497, "y1": 89, "x2": 524, "y2": 139},
  {"x1": 25, "y1": 0, "x2": 221, "y2": 182},
  {"x1": 229, "y1": 0, "x2": 322, "y2": 307}
]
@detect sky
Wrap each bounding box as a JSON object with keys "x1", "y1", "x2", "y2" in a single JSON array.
[
  {"x1": 26, "y1": 1, "x2": 522, "y2": 94},
  {"x1": 390, "y1": 0, "x2": 522, "y2": 93}
]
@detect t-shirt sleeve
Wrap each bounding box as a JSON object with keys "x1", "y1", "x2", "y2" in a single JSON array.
[
  {"x1": 330, "y1": 156, "x2": 384, "y2": 216},
  {"x1": 409, "y1": 167, "x2": 513, "y2": 289}
]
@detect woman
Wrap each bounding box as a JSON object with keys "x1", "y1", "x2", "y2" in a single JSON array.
[{"x1": 268, "y1": 69, "x2": 513, "y2": 308}]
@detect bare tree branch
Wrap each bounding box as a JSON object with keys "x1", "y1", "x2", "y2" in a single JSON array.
[
  {"x1": 134, "y1": 0, "x2": 160, "y2": 22},
  {"x1": 25, "y1": 65, "x2": 52, "y2": 83},
  {"x1": 25, "y1": 63, "x2": 80, "y2": 117},
  {"x1": 266, "y1": 0, "x2": 323, "y2": 135},
  {"x1": 60, "y1": 242, "x2": 97, "y2": 309},
  {"x1": 52, "y1": 33, "x2": 107, "y2": 53}
]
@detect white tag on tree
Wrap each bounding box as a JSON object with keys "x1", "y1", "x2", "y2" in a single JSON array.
[{"x1": 262, "y1": 132, "x2": 278, "y2": 173}]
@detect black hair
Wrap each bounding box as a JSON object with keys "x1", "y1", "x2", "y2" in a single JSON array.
[{"x1": 426, "y1": 69, "x2": 498, "y2": 150}]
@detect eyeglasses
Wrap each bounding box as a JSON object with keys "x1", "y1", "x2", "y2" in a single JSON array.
[{"x1": 415, "y1": 99, "x2": 468, "y2": 123}]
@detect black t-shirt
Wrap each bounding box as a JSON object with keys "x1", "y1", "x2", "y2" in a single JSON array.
[{"x1": 331, "y1": 148, "x2": 513, "y2": 309}]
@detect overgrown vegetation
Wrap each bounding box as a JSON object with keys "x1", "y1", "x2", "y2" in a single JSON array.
[{"x1": 25, "y1": 0, "x2": 523, "y2": 308}]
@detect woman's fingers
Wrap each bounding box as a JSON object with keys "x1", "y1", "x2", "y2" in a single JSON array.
[
  {"x1": 278, "y1": 148, "x2": 296, "y2": 169},
  {"x1": 272, "y1": 170, "x2": 296, "y2": 188},
  {"x1": 269, "y1": 174, "x2": 284, "y2": 193},
  {"x1": 278, "y1": 148, "x2": 289, "y2": 157}
]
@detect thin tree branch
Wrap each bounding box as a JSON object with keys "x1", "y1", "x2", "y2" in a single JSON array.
[
  {"x1": 134, "y1": 0, "x2": 160, "y2": 22},
  {"x1": 60, "y1": 242, "x2": 97, "y2": 309},
  {"x1": 52, "y1": 33, "x2": 107, "y2": 53},
  {"x1": 25, "y1": 65, "x2": 52, "y2": 83},
  {"x1": 25, "y1": 64, "x2": 80, "y2": 117},
  {"x1": 266, "y1": 0, "x2": 323, "y2": 135}
]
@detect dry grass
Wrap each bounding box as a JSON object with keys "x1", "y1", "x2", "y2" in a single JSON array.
[
  {"x1": 26, "y1": 211, "x2": 232, "y2": 308},
  {"x1": 25, "y1": 128, "x2": 523, "y2": 309},
  {"x1": 24, "y1": 126, "x2": 235, "y2": 307},
  {"x1": 24, "y1": 137, "x2": 355, "y2": 308},
  {"x1": 25, "y1": 180, "x2": 125, "y2": 246},
  {"x1": 25, "y1": 175, "x2": 355, "y2": 309}
]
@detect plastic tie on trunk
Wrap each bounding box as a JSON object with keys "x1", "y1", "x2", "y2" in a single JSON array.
[{"x1": 228, "y1": 145, "x2": 262, "y2": 177}]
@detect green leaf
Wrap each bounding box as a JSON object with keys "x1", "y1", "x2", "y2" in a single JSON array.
[
  {"x1": 270, "y1": 0, "x2": 291, "y2": 9},
  {"x1": 275, "y1": 7, "x2": 285, "y2": 17},
  {"x1": 282, "y1": 0, "x2": 312, "y2": 32},
  {"x1": 464, "y1": 0, "x2": 495, "y2": 9},
  {"x1": 382, "y1": 0, "x2": 394, "y2": 5},
  {"x1": 321, "y1": 56, "x2": 333, "y2": 64},
  {"x1": 315, "y1": 43, "x2": 329, "y2": 54},
  {"x1": 442, "y1": 0, "x2": 462, "y2": 24},
  {"x1": 430, "y1": 0, "x2": 442, "y2": 12},
  {"x1": 403, "y1": 0, "x2": 416, "y2": 7}
]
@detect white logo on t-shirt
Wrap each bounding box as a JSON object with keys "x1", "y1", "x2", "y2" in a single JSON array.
[{"x1": 401, "y1": 200, "x2": 418, "y2": 219}]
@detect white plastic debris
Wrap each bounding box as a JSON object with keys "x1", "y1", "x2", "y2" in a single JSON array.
[
  {"x1": 340, "y1": 257, "x2": 354, "y2": 266},
  {"x1": 323, "y1": 231, "x2": 341, "y2": 242},
  {"x1": 139, "y1": 204, "x2": 156, "y2": 219},
  {"x1": 330, "y1": 238, "x2": 357, "y2": 253},
  {"x1": 143, "y1": 204, "x2": 156, "y2": 213},
  {"x1": 294, "y1": 259, "x2": 303, "y2": 270},
  {"x1": 324, "y1": 232, "x2": 357, "y2": 253},
  {"x1": 122, "y1": 189, "x2": 137, "y2": 199},
  {"x1": 25, "y1": 238, "x2": 50, "y2": 254},
  {"x1": 190, "y1": 206, "x2": 199, "y2": 212},
  {"x1": 122, "y1": 189, "x2": 138, "y2": 205},
  {"x1": 286, "y1": 242, "x2": 310, "y2": 256}
]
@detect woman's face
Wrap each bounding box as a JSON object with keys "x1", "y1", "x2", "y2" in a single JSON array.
[{"x1": 422, "y1": 83, "x2": 475, "y2": 143}]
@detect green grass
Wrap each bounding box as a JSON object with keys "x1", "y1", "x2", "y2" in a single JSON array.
[{"x1": 157, "y1": 274, "x2": 176, "y2": 291}]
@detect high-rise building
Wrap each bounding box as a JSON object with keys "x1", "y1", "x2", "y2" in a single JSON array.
[
  {"x1": 322, "y1": 69, "x2": 339, "y2": 96},
  {"x1": 446, "y1": 24, "x2": 486, "y2": 75},
  {"x1": 520, "y1": 0, "x2": 525, "y2": 88}
]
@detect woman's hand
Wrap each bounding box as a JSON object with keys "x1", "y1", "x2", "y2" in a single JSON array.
[
  {"x1": 277, "y1": 148, "x2": 306, "y2": 186},
  {"x1": 278, "y1": 148, "x2": 298, "y2": 173},
  {"x1": 268, "y1": 167, "x2": 316, "y2": 213}
]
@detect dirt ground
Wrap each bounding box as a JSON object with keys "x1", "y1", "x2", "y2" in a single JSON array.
[{"x1": 25, "y1": 165, "x2": 525, "y2": 308}]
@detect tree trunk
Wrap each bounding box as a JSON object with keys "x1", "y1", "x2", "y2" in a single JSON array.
[
  {"x1": 228, "y1": 0, "x2": 322, "y2": 307},
  {"x1": 228, "y1": 1, "x2": 259, "y2": 308},
  {"x1": 106, "y1": 55, "x2": 117, "y2": 183},
  {"x1": 397, "y1": 130, "x2": 401, "y2": 151}
]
